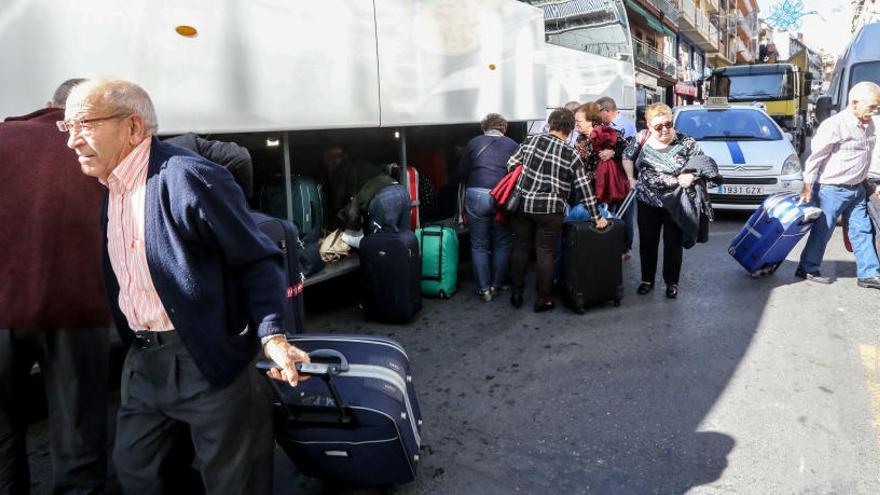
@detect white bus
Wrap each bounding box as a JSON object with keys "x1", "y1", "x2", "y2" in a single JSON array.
[
  {"x1": 1, "y1": 0, "x2": 634, "y2": 283},
  {"x1": 520, "y1": 0, "x2": 637, "y2": 125}
]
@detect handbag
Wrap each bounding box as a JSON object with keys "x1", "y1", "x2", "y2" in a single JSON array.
[
  {"x1": 489, "y1": 165, "x2": 524, "y2": 220},
  {"x1": 319, "y1": 229, "x2": 351, "y2": 263}
]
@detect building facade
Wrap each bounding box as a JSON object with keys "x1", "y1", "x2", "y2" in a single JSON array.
[
  {"x1": 853, "y1": 0, "x2": 880, "y2": 33},
  {"x1": 625, "y1": 0, "x2": 680, "y2": 118}
]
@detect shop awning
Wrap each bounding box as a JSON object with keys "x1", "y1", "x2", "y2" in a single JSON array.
[{"x1": 626, "y1": 0, "x2": 676, "y2": 39}]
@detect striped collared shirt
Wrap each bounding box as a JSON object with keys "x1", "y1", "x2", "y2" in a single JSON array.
[
  {"x1": 804, "y1": 109, "x2": 876, "y2": 186},
  {"x1": 102, "y1": 137, "x2": 174, "y2": 332},
  {"x1": 506, "y1": 133, "x2": 600, "y2": 219}
]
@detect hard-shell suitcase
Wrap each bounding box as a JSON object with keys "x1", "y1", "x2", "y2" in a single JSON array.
[
  {"x1": 259, "y1": 175, "x2": 326, "y2": 241},
  {"x1": 415, "y1": 226, "x2": 458, "y2": 298},
  {"x1": 728, "y1": 192, "x2": 822, "y2": 276},
  {"x1": 290, "y1": 176, "x2": 325, "y2": 241},
  {"x1": 403, "y1": 167, "x2": 421, "y2": 230},
  {"x1": 560, "y1": 218, "x2": 625, "y2": 313},
  {"x1": 251, "y1": 212, "x2": 306, "y2": 335},
  {"x1": 258, "y1": 334, "x2": 422, "y2": 486},
  {"x1": 359, "y1": 231, "x2": 422, "y2": 323}
]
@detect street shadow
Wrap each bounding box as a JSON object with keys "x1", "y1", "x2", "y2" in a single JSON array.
[{"x1": 277, "y1": 210, "x2": 793, "y2": 494}]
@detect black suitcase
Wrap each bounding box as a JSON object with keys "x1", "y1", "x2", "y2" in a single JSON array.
[
  {"x1": 359, "y1": 231, "x2": 422, "y2": 323},
  {"x1": 251, "y1": 211, "x2": 306, "y2": 334},
  {"x1": 560, "y1": 219, "x2": 625, "y2": 313},
  {"x1": 257, "y1": 334, "x2": 422, "y2": 486}
]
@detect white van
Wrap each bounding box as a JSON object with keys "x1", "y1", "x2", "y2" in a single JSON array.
[{"x1": 816, "y1": 22, "x2": 880, "y2": 123}]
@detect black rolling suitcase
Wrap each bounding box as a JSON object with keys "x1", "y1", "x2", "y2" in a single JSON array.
[
  {"x1": 258, "y1": 334, "x2": 422, "y2": 486},
  {"x1": 359, "y1": 231, "x2": 422, "y2": 323},
  {"x1": 251, "y1": 211, "x2": 306, "y2": 334},
  {"x1": 560, "y1": 218, "x2": 625, "y2": 313}
]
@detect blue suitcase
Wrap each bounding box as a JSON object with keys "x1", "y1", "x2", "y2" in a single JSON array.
[
  {"x1": 360, "y1": 231, "x2": 422, "y2": 323},
  {"x1": 728, "y1": 192, "x2": 822, "y2": 276},
  {"x1": 258, "y1": 334, "x2": 422, "y2": 486}
]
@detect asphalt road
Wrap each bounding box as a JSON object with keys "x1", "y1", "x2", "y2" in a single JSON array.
[{"x1": 23, "y1": 138, "x2": 880, "y2": 494}]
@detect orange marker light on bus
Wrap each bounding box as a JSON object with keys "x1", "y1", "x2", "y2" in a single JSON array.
[{"x1": 175, "y1": 25, "x2": 198, "y2": 37}]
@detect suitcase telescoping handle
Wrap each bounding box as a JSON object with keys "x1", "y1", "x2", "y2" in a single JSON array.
[
  {"x1": 257, "y1": 348, "x2": 352, "y2": 424},
  {"x1": 586, "y1": 218, "x2": 617, "y2": 234}
]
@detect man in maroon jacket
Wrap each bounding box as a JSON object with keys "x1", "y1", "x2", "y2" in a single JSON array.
[{"x1": 0, "y1": 79, "x2": 111, "y2": 494}]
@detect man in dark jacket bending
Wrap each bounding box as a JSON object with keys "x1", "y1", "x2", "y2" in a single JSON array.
[{"x1": 62, "y1": 78, "x2": 309, "y2": 495}]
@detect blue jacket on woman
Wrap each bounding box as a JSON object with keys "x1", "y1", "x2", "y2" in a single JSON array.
[
  {"x1": 101, "y1": 137, "x2": 286, "y2": 387},
  {"x1": 459, "y1": 134, "x2": 519, "y2": 189}
]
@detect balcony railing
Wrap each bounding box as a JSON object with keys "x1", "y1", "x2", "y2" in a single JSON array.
[
  {"x1": 707, "y1": 21, "x2": 719, "y2": 46},
  {"x1": 735, "y1": 36, "x2": 753, "y2": 62},
  {"x1": 654, "y1": 0, "x2": 681, "y2": 23},
  {"x1": 634, "y1": 38, "x2": 677, "y2": 77},
  {"x1": 679, "y1": 0, "x2": 718, "y2": 49},
  {"x1": 538, "y1": 0, "x2": 609, "y2": 20},
  {"x1": 737, "y1": 11, "x2": 758, "y2": 36}
]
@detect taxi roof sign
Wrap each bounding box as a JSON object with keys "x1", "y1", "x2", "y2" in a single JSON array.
[{"x1": 705, "y1": 96, "x2": 730, "y2": 108}]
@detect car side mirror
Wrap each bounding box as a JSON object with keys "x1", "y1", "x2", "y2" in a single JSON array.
[
  {"x1": 815, "y1": 96, "x2": 836, "y2": 124},
  {"x1": 784, "y1": 132, "x2": 794, "y2": 143}
]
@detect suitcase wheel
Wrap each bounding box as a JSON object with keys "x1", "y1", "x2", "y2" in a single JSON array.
[
  {"x1": 613, "y1": 299, "x2": 621, "y2": 307},
  {"x1": 439, "y1": 291, "x2": 448, "y2": 299}
]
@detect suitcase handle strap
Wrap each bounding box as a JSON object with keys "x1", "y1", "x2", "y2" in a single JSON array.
[{"x1": 421, "y1": 229, "x2": 445, "y2": 281}]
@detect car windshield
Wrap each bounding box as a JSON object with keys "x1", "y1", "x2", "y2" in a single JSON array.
[{"x1": 675, "y1": 109, "x2": 783, "y2": 141}]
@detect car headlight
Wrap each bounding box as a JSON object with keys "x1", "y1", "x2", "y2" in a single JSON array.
[{"x1": 781, "y1": 153, "x2": 801, "y2": 175}]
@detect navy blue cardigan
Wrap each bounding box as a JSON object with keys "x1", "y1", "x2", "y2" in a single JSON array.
[{"x1": 101, "y1": 138, "x2": 285, "y2": 387}]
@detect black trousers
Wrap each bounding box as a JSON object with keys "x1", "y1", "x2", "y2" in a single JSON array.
[
  {"x1": 637, "y1": 202, "x2": 684, "y2": 286},
  {"x1": 112, "y1": 331, "x2": 273, "y2": 495},
  {"x1": 510, "y1": 211, "x2": 564, "y2": 302},
  {"x1": 0, "y1": 327, "x2": 109, "y2": 495}
]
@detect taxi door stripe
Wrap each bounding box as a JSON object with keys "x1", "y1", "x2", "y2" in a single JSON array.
[{"x1": 726, "y1": 141, "x2": 746, "y2": 164}]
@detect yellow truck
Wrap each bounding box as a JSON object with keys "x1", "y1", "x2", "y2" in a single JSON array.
[{"x1": 706, "y1": 49, "x2": 814, "y2": 155}]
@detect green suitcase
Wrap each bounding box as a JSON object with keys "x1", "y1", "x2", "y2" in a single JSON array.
[{"x1": 415, "y1": 226, "x2": 458, "y2": 298}]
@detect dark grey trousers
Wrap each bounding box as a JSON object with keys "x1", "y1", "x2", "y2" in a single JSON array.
[
  {"x1": 0, "y1": 327, "x2": 110, "y2": 495},
  {"x1": 112, "y1": 331, "x2": 273, "y2": 495}
]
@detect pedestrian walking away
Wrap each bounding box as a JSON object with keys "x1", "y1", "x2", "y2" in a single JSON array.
[
  {"x1": 623, "y1": 103, "x2": 705, "y2": 299},
  {"x1": 459, "y1": 113, "x2": 519, "y2": 301},
  {"x1": 61, "y1": 78, "x2": 311, "y2": 495},
  {"x1": 0, "y1": 78, "x2": 112, "y2": 495},
  {"x1": 507, "y1": 108, "x2": 609, "y2": 313},
  {"x1": 796, "y1": 81, "x2": 880, "y2": 288}
]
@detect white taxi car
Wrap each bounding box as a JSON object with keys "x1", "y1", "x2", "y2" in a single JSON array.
[{"x1": 673, "y1": 99, "x2": 803, "y2": 210}]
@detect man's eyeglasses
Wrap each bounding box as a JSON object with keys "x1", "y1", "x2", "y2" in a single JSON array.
[
  {"x1": 56, "y1": 113, "x2": 131, "y2": 134},
  {"x1": 651, "y1": 121, "x2": 674, "y2": 132}
]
